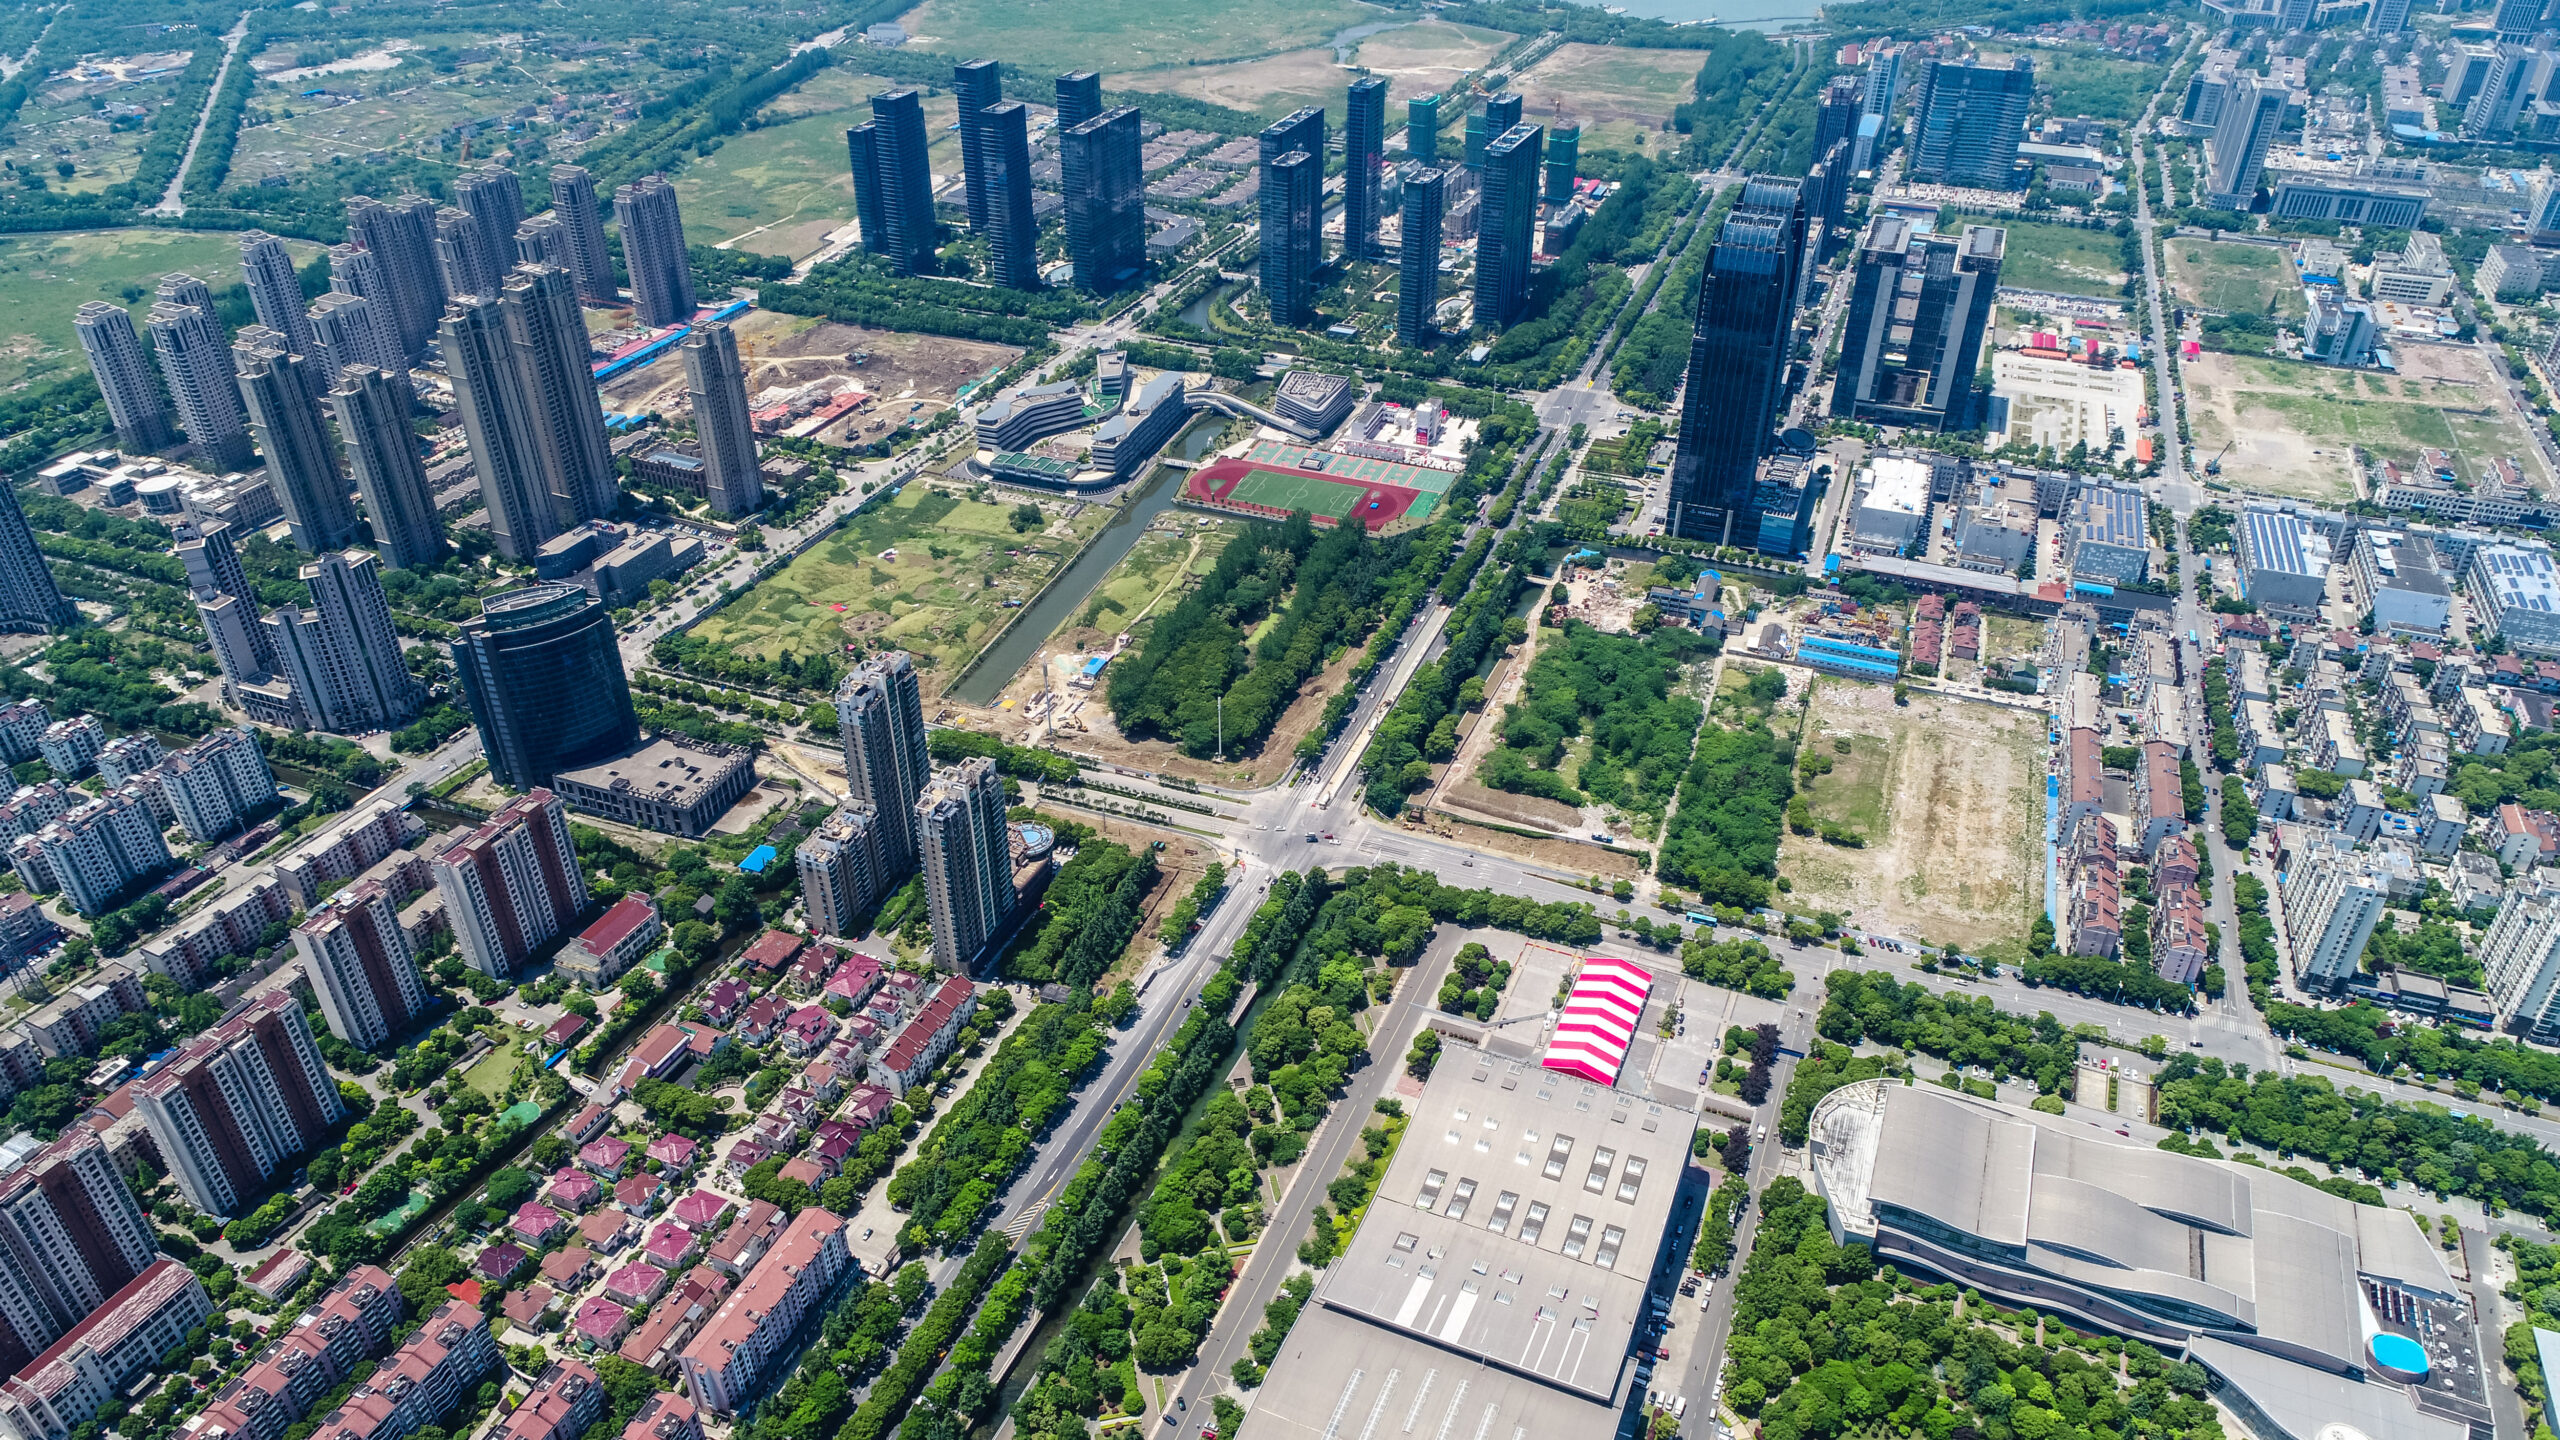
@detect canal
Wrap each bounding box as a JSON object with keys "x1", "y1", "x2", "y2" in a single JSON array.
[{"x1": 944, "y1": 417, "x2": 1235, "y2": 706}]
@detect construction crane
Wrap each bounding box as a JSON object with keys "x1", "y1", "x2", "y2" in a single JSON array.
[{"x1": 2202, "y1": 440, "x2": 2233, "y2": 477}]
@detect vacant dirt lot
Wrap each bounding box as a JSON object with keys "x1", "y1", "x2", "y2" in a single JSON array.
[
  {"x1": 1512, "y1": 43, "x2": 1699, "y2": 129},
  {"x1": 2181, "y1": 346, "x2": 2546, "y2": 501},
  {"x1": 1115, "y1": 16, "x2": 1509, "y2": 120},
  {"x1": 1778, "y1": 679, "x2": 2046, "y2": 957},
  {"x1": 598, "y1": 308, "x2": 1018, "y2": 440}
]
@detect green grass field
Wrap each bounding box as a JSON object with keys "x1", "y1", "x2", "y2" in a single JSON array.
[
  {"x1": 2168, "y1": 240, "x2": 2304, "y2": 321},
  {"x1": 1993, "y1": 221, "x2": 2127, "y2": 299},
  {"x1": 460, "y1": 1043, "x2": 522, "y2": 1100},
  {"x1": 690, "y1": 484, "x2": 1107, "y2": 694},
  {"x1": 2029, "y1": 50, "x2": 2165, "y2": 122},
  {"x1": 0, "y1": 228, "x2": 326, "y2": 388},
  {"x1": 671, "y1": 68, "x2": 963, "y2": 259},
  {"x1": 1229, "y1": 469, "x2": 1364, "y2": 518},
  {"x1": 896, "y1": 0, "x2": 1372, "y2": 75},
  {"x1": 1802, "y1": 731, "x2": 1891, "y2": 839},
  {"x1": 1070, "y1": 525, "x2": 1235, "y2": 636}
]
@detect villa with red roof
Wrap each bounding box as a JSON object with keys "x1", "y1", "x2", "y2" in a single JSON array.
[
  {"x1": 616, "y1": 1173, "x2": 666, "y2": 1215},
  {"x1": 671, "y1": 1191, "x2": 734, "y2": 1231},
  {"x1": 500, "y1": 1285, "x2": 557, "y2": 1332},
  {"x1": 540, "y1": 1247, "x2": 598, "y2": 1290},
  {"x1": 572, "y1": 1296, "x2": 631, "y2": 1350},
  {"x1": 542, "y1": 1014, "x2": 589, "y2": 1051},
  {"x1": 822, "y1": 952, "x2": 882, "y2": 1007},
  {"x1": 473, "y1": 1244, "x2": 529, "y2": 1284},
  {"x1": 605, "y1": 1262, "x2": 672, "y2": 1307},
  {"x1": 698, "y1": 979, "x2": 749, "y2": 1026},
  {"x1": 722, "y1": 1139, "x2": 771, "y2": 1180},
  {"x1": 644, "y1": 1221, "x2": 701, "y2": 1270},
  {"x1": 840, "y1": 1085, "x2": 894, "y2": 1131},
  {"x1": 565, "y1": 1103, "x2": 611, "y2": 1145},
  {"x1": 737, "y1": 994, "x2": 789, "y2": 1046},
  {"x1": 558, "y1": 894, "x2": 663, "y2": 989},
  {"x1": 779, "y1": 1005, "x2": 837, "y2": 1057},
  {"x1": 546, "y1": 1168, "x2": 603, "y2": 1212},
  {"x1": 578, "y1": 1136, "x2": 633, "y2": 1178},
  {"x1": 512, "y1": 1204, "x2": 568, "y2": 1246},
  {"x1": 779, "y1": 1157, "x2": 825, "y2": 1191},
  {"x1": 785, "y1": 948, "x2": 830, "y2": 995},
  {"x1": 579, "y1": 1209, "x2": 638, "y2": 1252},
  {"x1": 648, "y1": 1134, "x2": 699, "y2": 1171},
  {"x1": 739, "y1": 930, "x2": 802, "y2": 974}
]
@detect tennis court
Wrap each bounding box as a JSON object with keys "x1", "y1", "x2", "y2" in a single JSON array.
[{"x1": 1248, "y1": 439, "x2": 1458, "y2": 495}]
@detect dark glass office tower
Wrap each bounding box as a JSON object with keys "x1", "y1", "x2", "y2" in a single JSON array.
[
  {"x1": 847, "y1": 121, "x2": 888, "y2": 267},
  {"x1": 849, "y1": 90, "x2": 938, "y2": 276},
  {"x1": 1258, "y1": 107, "x2": 1326, "y2": 327},
  {"x1": 1907, "y1": 57, "x2": 2034, "y2": 190},
  {"x1": 1408, "y1": 95, "x2": 1440, "y2": 166},
  {"x1": 954, "y1": 59, "x2": 1003, "y2": 234},
  {"x1": 1056, "y1": 72, "x2": 1102, "y2": 133},
  {"x1": 1475, "y1": 123, "x2": 1542, "y2": 328},
  {"x1": 1830, "y1": 214, "x2": 2004, "y2": 431},
  {"x1": 981, "y1": 101, "x2": 1039, "y2": 291},
  {"x1": 1464, "y1": 92, "x2": 1522, "y2": 168},
  {"x1": 1397, "y1": 166, "x2": 1445, "y2": 348},
  {"x1": 452, "y1": 583, "x2": 639, "y2": 791},
  {"x1": 1667, "y1": 177, "x2": 1805, "y2": 545},
  {"x1": 1345, "y1": 77, "x2": 1388, "y2": 261},
  {"x1": 1063, "y1": 105, "x2": 1145, "y2": 291}
]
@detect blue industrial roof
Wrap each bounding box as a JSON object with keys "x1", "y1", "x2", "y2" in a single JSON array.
[{"x1": 738, "y1": 844, "x2": 778, "y2": 873}]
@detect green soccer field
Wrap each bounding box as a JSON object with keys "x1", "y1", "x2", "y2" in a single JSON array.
[{"x1": 1229, "y1": 470, "x2": 1364, "y2": 518}]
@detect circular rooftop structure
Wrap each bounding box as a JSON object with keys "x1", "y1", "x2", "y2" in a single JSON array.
[
  {"x1": 2367, "y1": 1333, "x2": 2429, "y2": 1384},
  {"x1": 1015, "y1": 821, "x2": 1054, "y2": 860}
]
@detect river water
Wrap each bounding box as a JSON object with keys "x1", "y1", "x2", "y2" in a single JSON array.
[
  {"x1": 1562, "y1": 0, "x2": 1820, "y2": 30},
  {"x1": 943, "y1": 417, "x2": 1235, "y2": 707}
]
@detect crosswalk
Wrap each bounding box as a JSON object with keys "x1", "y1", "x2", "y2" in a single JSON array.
[{"x1": 1001, "y1": 1200, "x2": 1050, "y2": 1242}]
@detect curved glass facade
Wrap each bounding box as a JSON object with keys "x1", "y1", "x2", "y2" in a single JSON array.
[{"x1": 454, "y1": 583, "x2": 639, "y2": 790}]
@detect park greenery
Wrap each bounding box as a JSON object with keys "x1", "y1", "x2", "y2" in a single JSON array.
[
  {"x1": 1478, "y1": 621, "x2": 1709, "y2": 827},
  {"x1": 1722, "y1": 1177, "x2": 2230, "y2": 1438},
  {"x1": 1656, "y1": 676, "x2": 1794, "y2": 906},
  {"x1": 997, "y1": 836, "x2": 1158, "y2": 989}
]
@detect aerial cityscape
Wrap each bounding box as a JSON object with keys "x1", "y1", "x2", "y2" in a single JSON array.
[{"x1": 9, "y1": 2, "x2": 2560, "y2": 1440}]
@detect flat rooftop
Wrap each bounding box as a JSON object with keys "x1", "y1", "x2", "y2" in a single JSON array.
[
  {"x1": 1254, "y1": 1038, "x2": 1698, "y2": 1429},
  {"x1": 555, "y1": 737, "x2": 750, "y2": 806}
]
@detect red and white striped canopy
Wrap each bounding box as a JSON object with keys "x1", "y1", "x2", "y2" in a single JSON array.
[{"x1": 1541, "y1": 955, "x2": 1653, "y2": 1086}]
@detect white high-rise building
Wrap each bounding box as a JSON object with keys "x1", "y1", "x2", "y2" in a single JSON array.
[
  {"x1": 679, "y1": 322, "x2": 764, "y2": 518},
  {"x1": 237, "y1": 231, "x2": 314, "y2": 360},
  {"x1": 331, "y1": 366, "x2": 444, "y2": 572},
  {"x1": 235, "y1": 326, "x2": 360, "y2": 554},
  {"x1": 916, "y1": 756, "x2": 1014, "y2": 973},
  {"x1": 0, "y1": 703, "x2": 46, "y2": 766},
  {"x1": 265, "y1": 552, "x2": 422, "y2": 734},
  {"x1": 94, "y1": 734, "x2": 164, "y2": 789},
  {"x1": 306, "y1": 291, "x2": 399, "y2": 388},
  {"x1": 2480, "y1": 881, "x2": 2560, "y2": 1042},
  {"x1": 295, "y1": 879, "x2": 426, "y2": 1050},
  {"x1": 157, "y1": 728, "x2": 277, "y2": 844},
  {"x1": 433, "y1": 787, "x2": 588, "y2": 978},
  {"x1": 72, "y1": 303, "x2": 175, "y2": 454},
  {"x1": 133, "y1": 991, "x2": 343, "y2": 1216},
  {"x1": 30, "y1": 793, "x2": 170, "y2": 916},
  {"x1": 2280, "y1": 842, "x2": 2387, "y2": 994},
  {"x1": 147, "y1": 279, "x2": 253, "y2": 471},
  {"x1": 35, "y1": 717, "x2": 104, "y2": 779},
  {"x1": 836, "y1": 652, "x2": 929, "y2": 877},
  {"x1": 797, "y1": 808, "x2": 884, "y2": 939}
]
